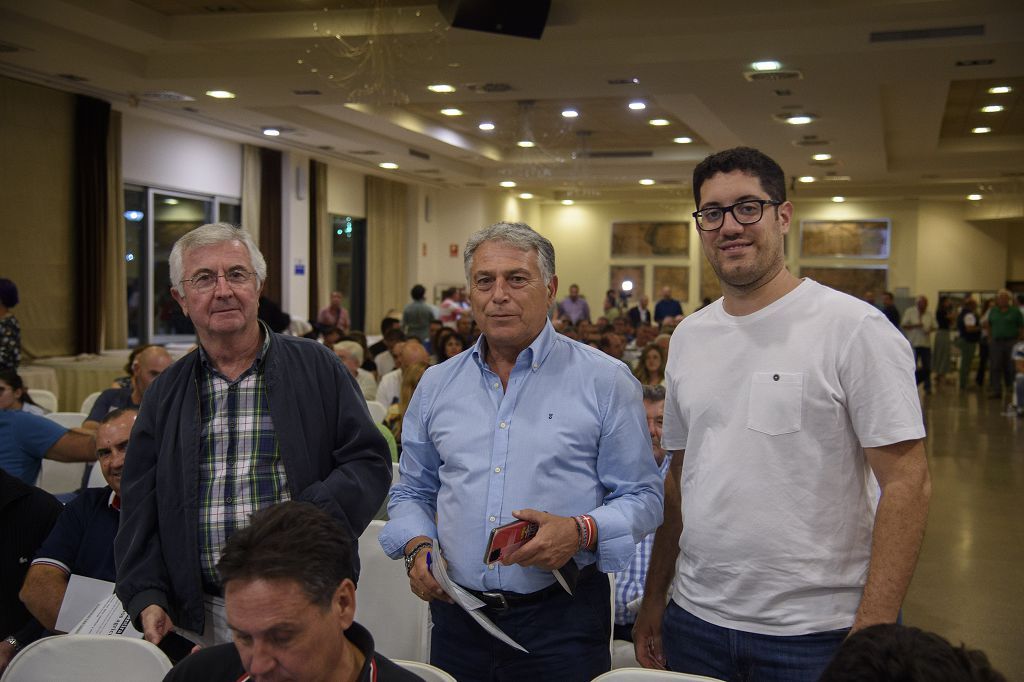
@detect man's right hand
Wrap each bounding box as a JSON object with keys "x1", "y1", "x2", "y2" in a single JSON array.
[
  {"x1": 633, "y1": 598, "x2": 668, "y2": 670},
  {"x1": 140, "y1": 604, "x2": 175, "y2": 645},
  {"x1": 404, "y1": 538, "x2": 452, "y2": 604}
]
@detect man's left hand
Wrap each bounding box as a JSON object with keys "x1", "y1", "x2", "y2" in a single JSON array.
[{"x1": 501, "y1": 509, "x2": 582, "y2": 570}]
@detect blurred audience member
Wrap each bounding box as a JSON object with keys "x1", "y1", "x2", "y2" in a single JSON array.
[
  {"x1": 317, "y1": 290, "x2": 351, "y2": 334},
  {"x1": 933, "y1": 296, "x2": 953, "y2": 387},
  {"x1": 386, "y1": 361, "x2": 429, "y2": 449},
  {"x1": 985, "y1": 289, "x2": 1024, "y2": 400},
  {"x1": 402, "y1": 285, "x2": 435, "y2": 343},
  {"x1": 0, "y1": 278, "x2": 20, "y2": 371},
  {"x1": 374, "y1": 328, "x2": 406, "y2": 378},
  {"x1": 434, "y1": 328, "x2": 466, "y2": 363},
  {"x1": 881, "y1": 291, "x2": 901, "y2": 328},
  {"x1": 83, "y1": 345, "x2": 172, "y2": 430},
  {"x1": 627, "y1": 294, "x2": 652, "y2": 328},
  {"x1": 653, "y1": 286, "x2": 683, "y2": 325},
  {"x1": 367, "y1": 318, "x2": 401, "y2": 359},
  {"x1": 378, "y1": 340, "x2": 428, "y2": 409},
  {"x1": 558, "y1": 284, "x2": 591, "y2": 325},
  {"x1": 633, "y1": 344, "x2": 667, "y2": 387},
  {"x1": 599, "y1": 332, "x2": 626, "y2": 361},
  {"x1": 0, "y1": 370, "x2": 47, "y2": 415},
  {"x1": 334, "y1": 340, "x2": 378, "y2": 401},
  {"x1": 956, "y1": 298, "x2": 981, "y2": 390},
  {"x1": 439, "y1": 286, "x2": 470, "y2": 328}
]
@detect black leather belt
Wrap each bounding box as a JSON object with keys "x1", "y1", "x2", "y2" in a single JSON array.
[{"x1": 462, "y1": 564, "x2": 597, "y2": 613}]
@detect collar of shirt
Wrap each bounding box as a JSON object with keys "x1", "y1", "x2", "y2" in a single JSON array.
[
  {"x1": 108, "y1": 489, "x2": 121, "y2": 511},
  {"x1": 470, "y1": 319, "x2": 557, "y2": 375},
  {"x1": 197, "y1": 320, "x2": 273, "y2": 382}
]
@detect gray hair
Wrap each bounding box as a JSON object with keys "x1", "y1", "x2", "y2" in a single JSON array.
[
  {"x1": 332, "y1": 340, "x2": 364, "y2": 363},
  {"x1": 463, "y1": 221, "x2": 555, "y2": 285},
  {"x1": 169, "y1": 223, "x2": 267, "y2": 296},
  {"x1": 642, "y1": 384, "x2": 666, "y2": 402}
]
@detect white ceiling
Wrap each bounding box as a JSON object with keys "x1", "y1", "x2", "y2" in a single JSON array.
[{"x1": 1, "y1": 0, "x2": 1022, "y2": 204}]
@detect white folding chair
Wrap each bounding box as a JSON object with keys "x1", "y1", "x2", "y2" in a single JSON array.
[
  {"x1": 394, "y1": 660, "x2": 456, "y2": 681},
  {"x1": 592, "y1": 669, "x2": 726, "y2": 681},
  {"x1": 0, "y1": 635, "x2": 171, "y2": 681},
  {"x1": 27, "y1": 388, "x2": 58, "y2": 413},
  {"x1": 36, "y1": 412, "x2": 91, "y2": 494},
  {"x1": 80, "y1": 391, "x2": 102, "y2": 416},
  {"x1": 365, "y1": 400, "x2": 387, "y2": 424},
  {"x1": 357, "y1": 520, "x2": 430, "y2": 662},
  {"x1": 44, "y1": 411, "x2": 88, "y2": 429}
]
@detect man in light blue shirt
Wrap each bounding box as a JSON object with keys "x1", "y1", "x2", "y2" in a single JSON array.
[{"x1": 380, "y1": 221, "x2": 663, "y2": 682}]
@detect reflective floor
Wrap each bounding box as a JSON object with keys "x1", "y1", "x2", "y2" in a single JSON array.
[{"x1": 903, "y1": 382, "x2": 1024, "y2": 679}]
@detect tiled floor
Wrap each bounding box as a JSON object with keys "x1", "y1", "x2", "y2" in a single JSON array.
[{"x1": 903, "y1": 382, "x2": 1024, "y2": 679}]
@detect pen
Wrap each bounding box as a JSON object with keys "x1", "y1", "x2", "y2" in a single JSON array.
[{"x1": 426, "y1": 550, "x2": 432, "y2": 570}]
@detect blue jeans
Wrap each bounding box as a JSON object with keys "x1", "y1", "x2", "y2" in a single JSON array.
[
  {"x1": 661, "y1": 601, "x2": 848, "y2": 682},
  {"x1": 429, "y1": 571, "x2": 611, "y2": 682}
]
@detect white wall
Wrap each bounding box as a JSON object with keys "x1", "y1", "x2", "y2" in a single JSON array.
[
  {"x1": 280, "y1": 152, "x2": 310, "y2": 317},
  {"x1": 915, "y1": 201, "x2": 1008, "y2": 297},
  {"x1": 122, "y1": 114, "x2": 241, "y2": 198},
  {"x1": 326, "y1": 165, "x2": 365, "y2": 217}
]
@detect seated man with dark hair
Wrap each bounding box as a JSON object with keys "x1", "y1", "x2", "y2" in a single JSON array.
[
  {"x1": 19, "y1": 408, "x2": 137, "y2": 631},
  {"x1": 164, "y1": 501, "x2": 421, "y2": 681},
  {"x1": 819, "y1": 623, "x2": 1005, "y2": 682}
]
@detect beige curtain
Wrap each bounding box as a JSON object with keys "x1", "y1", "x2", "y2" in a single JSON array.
[
  {"x1": 0, "y1": 75, "x2": 76, "y2": 359},
  {"x1": 365, "y1": 176, "x2": 409, "y2": 327},
  {"x1": 311, "y1": 160, "x2": 331, "y2": 318},
  {"x1": 102, "y1": 110, "x2": 127, "y2": 349},
  {"x1": 241, "y1": 144, "x2": 261, "y2": 240}
]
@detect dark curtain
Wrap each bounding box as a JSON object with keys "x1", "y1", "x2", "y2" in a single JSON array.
[
  {"x1": 258, "y1": 147, "x2": 283, "y2": 305},
  {"x1": 73, "y1": 95, "x2": 110, "y2": 354},
  {"x1": 308, "y1": 159, "x2": 324, "y2": 321}
]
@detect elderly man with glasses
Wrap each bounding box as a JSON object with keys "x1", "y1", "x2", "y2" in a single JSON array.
[
  {"x1": 633, "y1": 148, "x2": 930, "y2": 681},
  {"x1": 114, "y1": 223, "x2": 391, "y2": 652}
]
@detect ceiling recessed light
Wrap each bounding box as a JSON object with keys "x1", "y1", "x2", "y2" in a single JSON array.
[
  {"x1": 673, "y1": 136, "x2": 693, "y2": 144},
  {"x1": 786, "y1": 114, "x2": 815, "y2": 125},
  {"x1": 379, "y1": 162, "x2": 399, "y2": 170},
  {"x1": 988, "y1": 85, "x2": 1011, "y2": 94},
  {"x1": 517, "y1": 140, "x2": 536, "y2": 148},
  {"x1": 649, "y1": 118, "x2": 670, "y2": 126},
  {"x1": 205, "y1": 90, "x2": 236, "y2": 99},
  {"x1": 561, "y1": 199, "x2": 574, "y2": 206},
  {"x1": 499, "y1": 180, "x2": 517, "y2": 188},
  {"x1": 440, "y1": 108, "x2": 463, "y2": 116},
  {"x1": 813, "y1": 153, "x2": 832, "y2": 161},
  {"x1": 639, "y1": 178, "x2": 656, "y2": 186},
  {"x1": 163, "y1": 198, "x2": 179, "y2": 205},
  {"x1": 478, "y1": 122, "x2": 495, "y2": 131},
  {"x1": 981, "y1": 105, "x2": 1004, "y2": 113},
  {"x1": 428, "y1": 84, "x2": 456, "y2": 93},
  {"x1": 262, "y1": 127, "x2": 281, "y2": 136},
  {"x1": 798, "y1": 176, "x2": 815, "y2": 183},
  {"x1": 831, "y1": 196, "x2": 845, "y2": 203},
  {"x1": 751, "y1": 60, "x2": 782, "y2": 71},
  {"x1": 518, "y1": 192, "x2": 534, "y2": 200},
  {"x1": 561, "y1": 109, "x2": 579, "y2": 118},
  {"x1": 972, "y1": 126, "x2": 991, "y2": 134},
  {"x1": 967, "y1": 194, "x2": 982, "y2": 200},
  {"x1": 628, "y1": 101, "x2": 646, "y2": 111}
]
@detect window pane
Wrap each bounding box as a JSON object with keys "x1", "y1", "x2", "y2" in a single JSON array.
[
  {"x1": 218, "y1": 202, "x2": 241, "y2": 225},
  {"x1": 124, "y1": 188, "x2": 146, "y2": 343},
  {"x1": 153, "y1": 193, "x2": 211, "y2": 338}
]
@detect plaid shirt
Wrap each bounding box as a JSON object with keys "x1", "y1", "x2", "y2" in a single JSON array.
[
  {"x1": 613, "y1": 453, "x2": 672, "y2": 626},
  {"x1": 197, "y1": 325, "x2": 289, "y2": 589}
]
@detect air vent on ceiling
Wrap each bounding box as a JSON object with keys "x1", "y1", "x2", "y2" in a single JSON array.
[
  {"x1": 870, "y1": 24, "x2": 983, "y2": 42},
  {"x1": 793, "y1": 138, "x2": 831, "y2": 147},
  {"x1": 57, "y1": 73, "x2": 88, "y2": 82},
  {"x1": 465, "y1": 82, "x2": 514, "y2": 93},
  {"x1": 409, "y1": 148, "x2": 431, "y2": 160},
  {"x1": 0, "y1": 41, "x2": 26, "y2": 53},
  {"x1": 578, "y1": 150, "x2": 654, "y2": 159},
  {"x1": 743, "y1": 70, "x2": 802, "y2": 82},
  {"x1": 293, "y1": 89, "x2": 321, "y2": 96},
  {"x1": 348, "y1": 150, "x2": 381, "y2": 155},
  {"x1": 956, "y1": 58, "x2": 995, "y2": 67},
  {"x1": 139, "y1": 91, "x2": 195, "y2": 102}
]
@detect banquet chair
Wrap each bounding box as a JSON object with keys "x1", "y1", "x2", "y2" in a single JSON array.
[
  {"x1": 80, "y1": 390, "x2": 102, "y2": 416},
  {"x1": 366, "y1": 400, "x2": 387, "y2": 424},
  {"x1": 357, "y1": 520, "x2": 430, "y2": 662},
  {"x1": 0, "y1": 635, "x2": 172, "y2": 681},
  {"x1": 36, "y1": 412, "x2": 91, "y2": 495},
  {"x1": 44, "y1": 411, "x2": 88, "y2": 429},
  {"x1": 27, "y1": 388, "x2": 58, "y2": 413},
  {"x1": 394, "y1": 660, "x2": 456, "y2": 681},
  {"x1": 592, "y1": 669, "x2": 726, "y2": 681}
]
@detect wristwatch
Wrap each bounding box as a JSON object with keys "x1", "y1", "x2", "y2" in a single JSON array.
[
  {"x1": 4, "y1": 636, "x2": 19, "y2": 652},
  {"x1": 403, "y1": 541, "x2": 433, "y2": 574}
]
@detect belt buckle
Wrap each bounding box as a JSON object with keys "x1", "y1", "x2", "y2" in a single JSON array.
[{"x1": 481, "y1": 591, "x2": 509, "y2": 612}]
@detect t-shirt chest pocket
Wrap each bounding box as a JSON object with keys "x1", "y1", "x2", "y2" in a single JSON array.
[{"x1": 746, "y1": 371, "x2": 803, "y2": 436}]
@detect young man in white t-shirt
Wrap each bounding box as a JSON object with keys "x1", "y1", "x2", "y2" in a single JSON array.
[{"x1": 632, "y1": 147, "x2": 931, "y2": 682}]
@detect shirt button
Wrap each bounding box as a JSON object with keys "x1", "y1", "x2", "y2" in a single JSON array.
[
  {"x1": 225, "y1": 496, "x2": 233, "y2": 503},
  {"x1": 532, "y1": 363, "x2": 538, "y2": 370},
  {"x1": 493, "y1": 382, "x2": 500, "y2": 389},
  {"x1": 499, "y1": 421, "x2": 507, "y2": 429},
  {"x1": 494, "y1": 467, "x2": 501, "y2": 473},
  {"x1": 489, "y1": 515, "x2": 496, "y2": 522},
  {"x1": 488, "y1": 564, "x2": 495, "y2": 570}
]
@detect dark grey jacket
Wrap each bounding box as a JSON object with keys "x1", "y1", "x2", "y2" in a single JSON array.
[{"x1": 114, "y1": 332, "x2": 391, "y2": 633}]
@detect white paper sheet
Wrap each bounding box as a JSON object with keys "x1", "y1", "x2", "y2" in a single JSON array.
[
  {"x1": 56, "y1": 575, "x2": 142, "y2": 638},
  {"x1": 430, "y1": 547, "x2": 528, "y2": 653}
]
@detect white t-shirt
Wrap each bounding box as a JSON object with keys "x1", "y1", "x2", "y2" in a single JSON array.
[
  {"x1": 377, "y1": 368, "x2": 402, "y2": 408},
  {"x1": 900, "y1": 306, "x2": 935, "y2": 348},
  {"x1": 661, "y1": 279, "x2": 925, "y2": 635}
]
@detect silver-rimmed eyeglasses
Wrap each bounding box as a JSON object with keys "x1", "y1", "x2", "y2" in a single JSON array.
[
  {"x1": 692, "y1": 199, "x2": 782, "y2": 231},
  {"x1": 181, "y1": 268, "x2": 256, "y2": 292}
]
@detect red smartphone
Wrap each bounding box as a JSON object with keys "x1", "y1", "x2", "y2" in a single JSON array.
[{"x1": 483, "y1": 519, "x2": 539, "y2": 564}]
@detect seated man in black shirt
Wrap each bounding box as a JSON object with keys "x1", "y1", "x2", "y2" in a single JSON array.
[
  {"x1": 164, "y1": 501, "x2": 421, "y2": 682},
  {"x1": 20, "y1": 408, "x2": 137, "y2": 631},
  {"x1": 83, "y1": 346, "x2": 171, "y2": 430}
]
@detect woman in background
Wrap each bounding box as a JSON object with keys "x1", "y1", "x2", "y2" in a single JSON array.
[
  {"x1": 386, "y1": 361, "x2": 429, "y2": 457},
  {"x1": 434, "y1": 328, "x2": 466, "y2": 363},
  {"x1": 0, "y1": 370, "x2": 46, "y2": 415},
  {"x1": 0, "y1": 279, "x2": 20, "y2": 371},
  {"x1": 633, "y1": 343, "x2": 667, "y2": 387}
]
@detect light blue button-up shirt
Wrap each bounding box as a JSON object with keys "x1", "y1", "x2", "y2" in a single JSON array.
[{"x1": 380, "y1": 320, "x2": 664, "y2": 594}]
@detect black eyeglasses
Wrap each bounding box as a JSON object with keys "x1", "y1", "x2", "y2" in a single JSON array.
[{"x1": 692, "y1": 199, "x2": 782, "y2": 231}]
